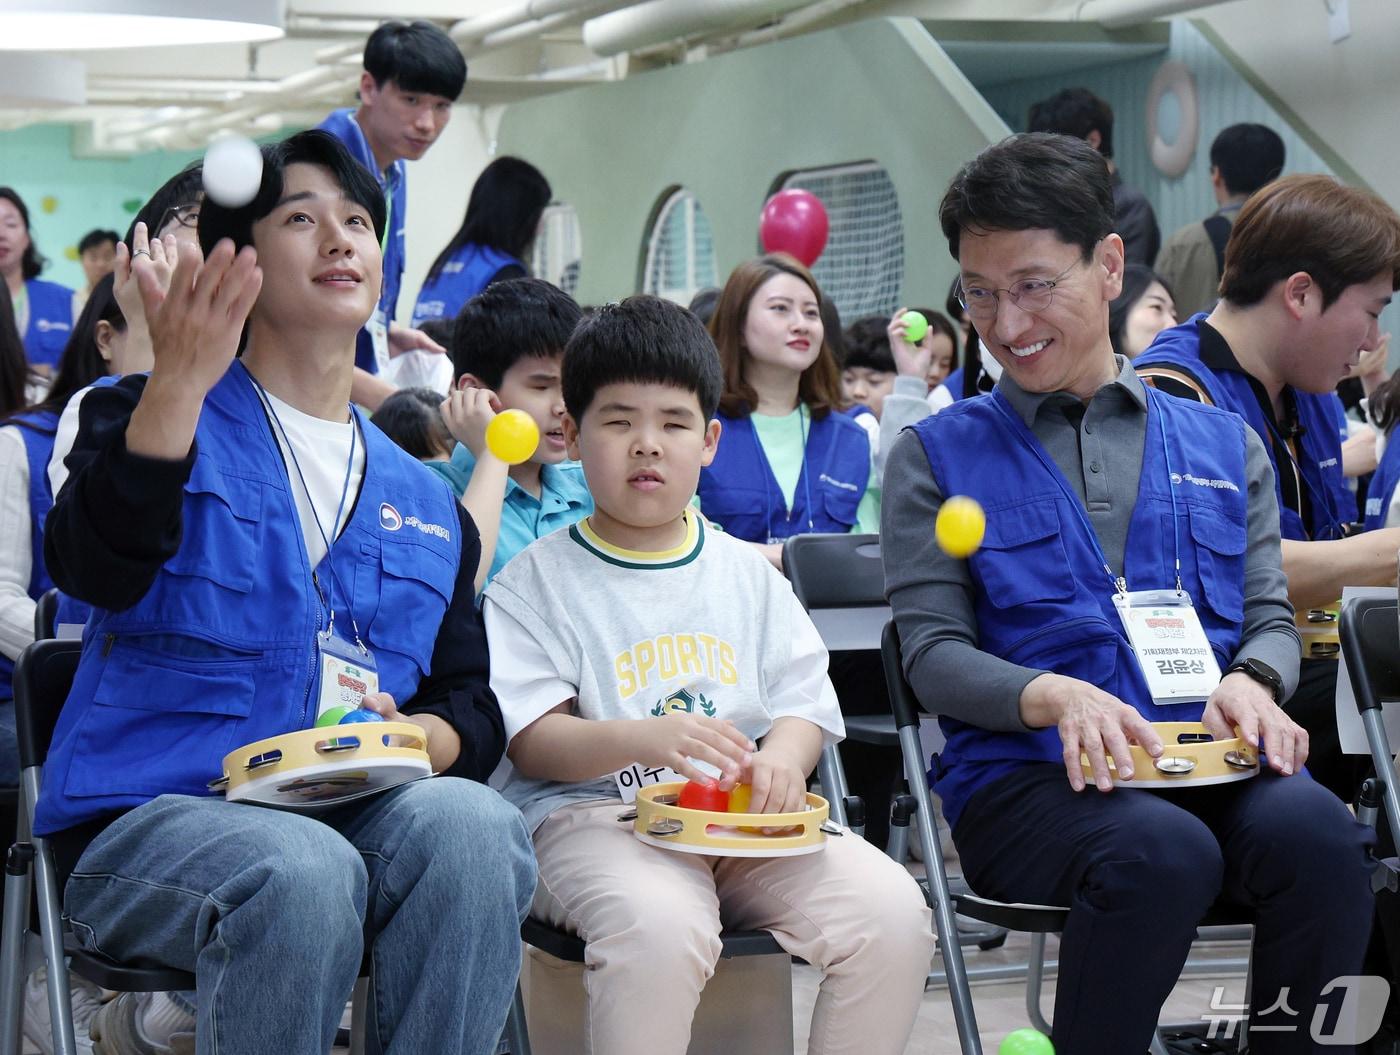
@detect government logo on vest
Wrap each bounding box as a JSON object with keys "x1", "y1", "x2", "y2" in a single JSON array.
[{"x1": 379, "y1": 503, "x2": 403, "y2": 531}]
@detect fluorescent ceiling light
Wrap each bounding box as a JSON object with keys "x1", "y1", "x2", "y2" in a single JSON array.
[
  {"x1": 0, "y1": 53, "x2": 85, "y2": 107},
  {"x1": 0, "y1": 0, "x2": 285, "y2": 50}
]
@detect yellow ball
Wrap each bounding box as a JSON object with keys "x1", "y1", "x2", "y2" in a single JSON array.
[
  {"x1": 485, "y1": 409, "x2": 540, "y2": 465},
  {"x1": 935, "y1": 495, "x2": 985, "y2": 558}
]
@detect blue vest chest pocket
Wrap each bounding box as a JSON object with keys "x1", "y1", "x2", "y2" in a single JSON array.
[
  {"x1": 163, "y1": 460, "x2": 264, "y2": 593},
  {"x1": 816, "y1": 473, "x2": 862, "y2": 530},
  {"x1": 363, "y1": 539, "x2": 456, "y2": 681},
  {"x1": 698, "y1": 484, "x2": 768, "y2": 543},
  {"x1": 65, "y1": 642, "x2": 257, "y2": 799},
  {"x1": 971, "y1": 501, "x2": 1076, "y2": 609},
  {"x1": 1184, "y1": 505, "x2": 1246, "y2": 624}
]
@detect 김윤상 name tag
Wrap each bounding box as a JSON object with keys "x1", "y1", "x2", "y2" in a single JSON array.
[{"x1": 1114, "y1": 589, "x2": 1222, "y2": 704}]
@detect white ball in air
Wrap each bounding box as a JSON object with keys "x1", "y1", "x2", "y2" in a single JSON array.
[{"x1": 202, "y1": 136, "x2": 264, "y2": 208}]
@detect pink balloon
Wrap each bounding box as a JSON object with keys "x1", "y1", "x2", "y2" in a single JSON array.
[{"x1": 759, "y1": 189, "x2": 829, "y2": 267}]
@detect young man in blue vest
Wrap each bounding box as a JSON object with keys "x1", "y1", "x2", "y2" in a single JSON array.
[
  {"x1": 36, "y1": 130, "x2": 535, "y2": 1054},
  {"x1": 882, "y1": 133, "x2": 1374, "y2": 1054},
  {"x1": 320, "y1": 20, "x2": 465, "y2": 410},
  {"x1": 1135, "y1": 175, "x2": 1400, "y2": 804}
]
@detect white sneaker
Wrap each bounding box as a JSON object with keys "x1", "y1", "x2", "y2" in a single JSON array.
[{"x1": 22, "y1": 966, "x2": 103, "y2": 1055}]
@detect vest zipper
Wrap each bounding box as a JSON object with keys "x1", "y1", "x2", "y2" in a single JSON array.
[
  {"x1": 299, "y1": 570, "x2": 325, "y2": 727},
  {"x1": 103, "y1": 633, "x2": 115, "y2": 657}
]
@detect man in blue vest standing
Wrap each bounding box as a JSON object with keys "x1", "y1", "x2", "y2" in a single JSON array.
[
  {"x1": 320, "y1": 20, "x2": 465, "y2": 410},
  {"x1": 1135, "y1": 174, "x2": 1400, "y2": 805},
  {"x1": 882, "y1": 134, "x2": 1375, "y2": 1053},
  {"x1": 35, "y1": 130, "x2": 534, "y2": 1053}
]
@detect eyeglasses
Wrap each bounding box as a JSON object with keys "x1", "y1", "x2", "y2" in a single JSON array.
[
  {"x1": 155, "y1": 202, "x2": 200, "y2": 236},
  {"x1": 956, "y1": 260, "x2": 1080, "y2": 320}
]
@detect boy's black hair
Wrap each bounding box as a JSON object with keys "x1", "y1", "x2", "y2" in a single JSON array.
[
  {"x1": 363, "y1": 20, "x2": 467, "y2": 101},
  {"x1": 841, "y1": 316, "x2": 895, "y2": 372},
  {"x1": 417, "y1": 318, "x2": 454, "y2": 357},
  {"x1": 78, "y1": 229, "x2": 119, "y2": 255},
  {"x1": 370, "y1": 387, "x2": 452, "y2": 461},
  {"x1": 687, "y1": 287, "x2": 720, "y2": 326},
  {"x1": 1027, "y1": 87, "x2": 1115, "y2": 158},
  {"x1": 452, "y1": 277, "x2": 581, "y2": 388},
  {"x1": 0, "y1": 189, "x2": 44, "y2": 281},
  {"x1": 1210, "y1": 123, "x2": 1285, "y2": 197},
  {"x1": 126, "y1": 163, "x2": 203, "y2": 245},
  {"x1": 563, "y1": 295, "x2": 722, "y2": 421},
  {"x1": 939, "y1": 133, "x2": 1114, "y2": 262},
  {"x1": 198, "y1": 130, "x2": 386, "y2": 259}
]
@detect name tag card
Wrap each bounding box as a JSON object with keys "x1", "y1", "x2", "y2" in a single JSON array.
[
  {"x1": 1114, "y1": 590, "x2": 1221, "y2": 704},
  {"x1": 613, "y1": 763, "x2": 684, "y2": 804}
]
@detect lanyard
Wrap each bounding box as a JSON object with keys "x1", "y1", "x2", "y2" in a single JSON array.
[
  {"x1": 243, "y1": 363, "x2": 366, "y2": 650},
  {"x1": 990, "y1": 388, "x2": 1183, "y2": 597},
  {"x1": 379, "y1": 184, "x2": 393, "y2": 254},
  {"x1": 752, "y1": 406, "x2": 815, "y2": 541},
  {"x1": 1256, "y1": 405, "x2": 1346, "y2": 541}
]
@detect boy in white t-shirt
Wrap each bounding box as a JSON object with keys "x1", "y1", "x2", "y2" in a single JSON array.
[{"x1": 482, "y1": 295, "x2": 933, "y2": 1055}]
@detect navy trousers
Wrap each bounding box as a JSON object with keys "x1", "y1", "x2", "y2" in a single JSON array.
[{"x1": 952, "y1": 764, "x2": 1376, "y2": 1055}]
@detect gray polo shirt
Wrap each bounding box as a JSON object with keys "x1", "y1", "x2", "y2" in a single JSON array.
[{"x1": 881, "y1": 355, "x2": 1300, "y2": 732}]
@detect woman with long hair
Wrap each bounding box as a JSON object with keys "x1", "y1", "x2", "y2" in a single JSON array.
[
  {"x1": 0, "y1": 187, "x2": 75, "y2": 375},
  {"x1": 698, "y1": 253, "x2": 876, "y2": 570},
  {"x1": 410, "y1": 156, "x2": 552, "y2": 328}
]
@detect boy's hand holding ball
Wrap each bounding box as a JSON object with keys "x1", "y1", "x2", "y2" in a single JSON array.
[{"x1": 440, "y1": 387, "x2": 502, "y2": 460}]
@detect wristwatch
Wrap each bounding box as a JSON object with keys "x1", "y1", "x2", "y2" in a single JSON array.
[{"x1": 1224, "y1": 658, "x2": 1283, "y2": 703}]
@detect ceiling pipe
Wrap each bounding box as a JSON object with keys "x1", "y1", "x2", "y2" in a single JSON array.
[
  {"x1": 583, "y1": 0, "x2": 815, "y2": 57},
  {"x1": 1074, "y1": 0, "x2": 1237, "y2": 29},
  {"x1": 730, "y1": 0, "x2": 869, "y2": 47},
  {"x1": 449, "y1": 0, "x2": 628, "y2": 44}
]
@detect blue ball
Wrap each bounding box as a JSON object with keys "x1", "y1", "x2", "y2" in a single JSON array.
[{"x1": 338, "y1": 708, "x2": 386, "y2": 725}]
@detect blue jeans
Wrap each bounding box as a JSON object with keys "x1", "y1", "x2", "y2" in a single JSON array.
[{"x1": 62, "y1": 778, "x2": 537, "y2": 1055}]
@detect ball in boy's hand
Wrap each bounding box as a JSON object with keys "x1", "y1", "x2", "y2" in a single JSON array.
[
  {"x1": 727, "y1": 783, "x2": 752, "y2": 813},
  {"x1": 999, "y1": 1029, "x2": 1053, "y2": 1055},
  {"x1": 339, "y1": 708, "x2": 386, "y2": 725},
  {"x1": 677, "y1": 779, "x2": 729, "y2": 812},
  {"x1": 935, "y1": 495, "x2": 986, "y2": 559},
  {"x1": 202, "y1": 135, "x2": 264, "y2": 208},
  {"x1": 901, "y1": 310, "x2": 929, "y2": 343},
  {"x1": 315, "y1": 706, "x2": 355, "y2": 728},
  {"x1": 485, "y1": 409, "x2": 541, "y2": 465}
]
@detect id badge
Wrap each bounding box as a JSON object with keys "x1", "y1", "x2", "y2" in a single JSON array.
[
  {"x1": 315, "y1": 630, "x2": 379, "y2": 720},
  {"x1": 1113, "y1": 589, "x2": 1221, "y2": 704},
  {"x1": 368, "y1": 309, "x2": 391, "y2": 374},
  {"x1": 612, "y1": 763, "x2": 684, "y2": 804}
]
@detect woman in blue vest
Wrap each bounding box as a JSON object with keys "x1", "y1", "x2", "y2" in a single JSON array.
[
  {"x1": 410, "y1": 156, "x2": 550, "y2": 328},
  {"x1": 35, "y1": 130, "x2": 534, "y2": 1051},
  {"x1": 1363, "y1": 373, "x2": 1400, "y2": 529},
  {"x1": 0, "y1": 188, "x2": 74, "y2": 374},
  {"x1": 697, "y1": 254, "x2": 875, "y2": 571}
]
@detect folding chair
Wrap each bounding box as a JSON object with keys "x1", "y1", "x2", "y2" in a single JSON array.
[
  {"x1": 31, "y1": 590, "x2": 57, "y2": 644},
  {"x1": 0, "y1": 640, "x2": 368, "y2": 1055},
  {"x1": 880, "y1": 620, "x2": 1253, "y2": 1055},
  {"x1": 1340, "y1": 596, "x2": 1400, "y2": 861}
]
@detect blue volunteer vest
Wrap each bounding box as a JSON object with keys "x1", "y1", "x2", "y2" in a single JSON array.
[
  {"x1": 410, "y1": 244, "x2": 522, "y2": 328},
  {"x1": 318, "y1": 108, "x2": 407, "y2": 375},
  {"x1": 0, "y1": 410, "x2": 59, "y2": 702},
  {"x1": 1136, "y1": 315, "x2": 1351, "y2": 540},
  {"x1": 23, "y1": 280, "x2": 74, "y2": 370},
  {"x1": 697, "y1": 408, "x2": 870, "y2": 542},
  {"x1": 915, "y1": 387, "x2": 1249, "y2": 828},
  {"x1": 1365, "y1": 433, "x2": 1400, "y2": 531},
  {"x1": 34, "y1": 366, "x2": 462, "y2": 835}
]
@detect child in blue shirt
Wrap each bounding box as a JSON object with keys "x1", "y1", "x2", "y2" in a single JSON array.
[{"x1": 431, "y1": 277, "x2": 592, "y2": 589}]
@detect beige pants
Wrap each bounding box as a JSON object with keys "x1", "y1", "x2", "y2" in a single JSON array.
[{"x1": 531, "y1": 799, "x2": 935, "y2": 1055}]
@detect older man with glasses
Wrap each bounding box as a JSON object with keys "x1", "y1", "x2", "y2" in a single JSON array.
[{"x1": 880, "y1": 133, "x2": 1376, "y2": 1054}]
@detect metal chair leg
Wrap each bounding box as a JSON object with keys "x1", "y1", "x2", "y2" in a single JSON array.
[
  {"x1": 349, "y1": 976, "x2": 368, "y2": 1055},
  {"x1": 0, "y1": 844, "x2": 32, "y2": 1055},
  {"x1": 1025, "y1": 931, "x2": 1052, "y2": 1036}
]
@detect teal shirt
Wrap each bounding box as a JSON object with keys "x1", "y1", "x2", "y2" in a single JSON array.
[
  {"x1": 426, "y1": 443, "x2": 593, "y2": 585},
  {"x1": 747, "y1": 406, "x2": 881, "y2": 533}
]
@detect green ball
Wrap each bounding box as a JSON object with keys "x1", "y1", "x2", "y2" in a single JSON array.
[
  {"x1": 315, "y1": 706, "x2": 355, "y2": 728},
  {"x1": 999, "y1": 1029, "x2": 1053, "y2": 1055},
  {"x1": 901, "y1": 310, "x2": 929, "y2": 343}
]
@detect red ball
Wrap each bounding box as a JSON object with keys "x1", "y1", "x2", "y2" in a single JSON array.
[
  {"x1": 676, "y1": 779, "x2": 729, "y2": 812},
  {"x1": 758, "y1": 189, "x2": 829, "y2": 267}
]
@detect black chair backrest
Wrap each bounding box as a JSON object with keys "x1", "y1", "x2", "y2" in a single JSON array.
[
  {"x1": 1340, "y1": 596, "x2": 1400, "y2": 713},
  {"x1": 880, "y1": 620, "x2": 922, "y2": 731},
  {"x1": 14, "y1": 640, "x2": 82, "y2": 771},
  {"x1": 784, "y1": 533, "x2": 884, "y2": 609},
  {"x1": 33, "y1": 589, "x2": 58, "y2": 642}
]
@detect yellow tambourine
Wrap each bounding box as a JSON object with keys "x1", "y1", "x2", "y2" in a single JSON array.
[
  {"x1": 1296, "y1": 604, "x2": 1341, "y2": 660},
  {"x1": 210, "y1": 722, "x2": 433, "y2": 810},
  {"x1": 1080, "y1": 722, "x2": 1258, "y2": 789},
  {"x1": 633, "y1": 783, "x2": 830, "y2": 857}
]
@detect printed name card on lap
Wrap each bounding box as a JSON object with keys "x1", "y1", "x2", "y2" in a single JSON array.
[
  {"x1": 614, "y1": 763, "x2": 684, "y2": 804},
  {"x1": 1114, "y1": 589, "x2": 1221, "y2": 704}
]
